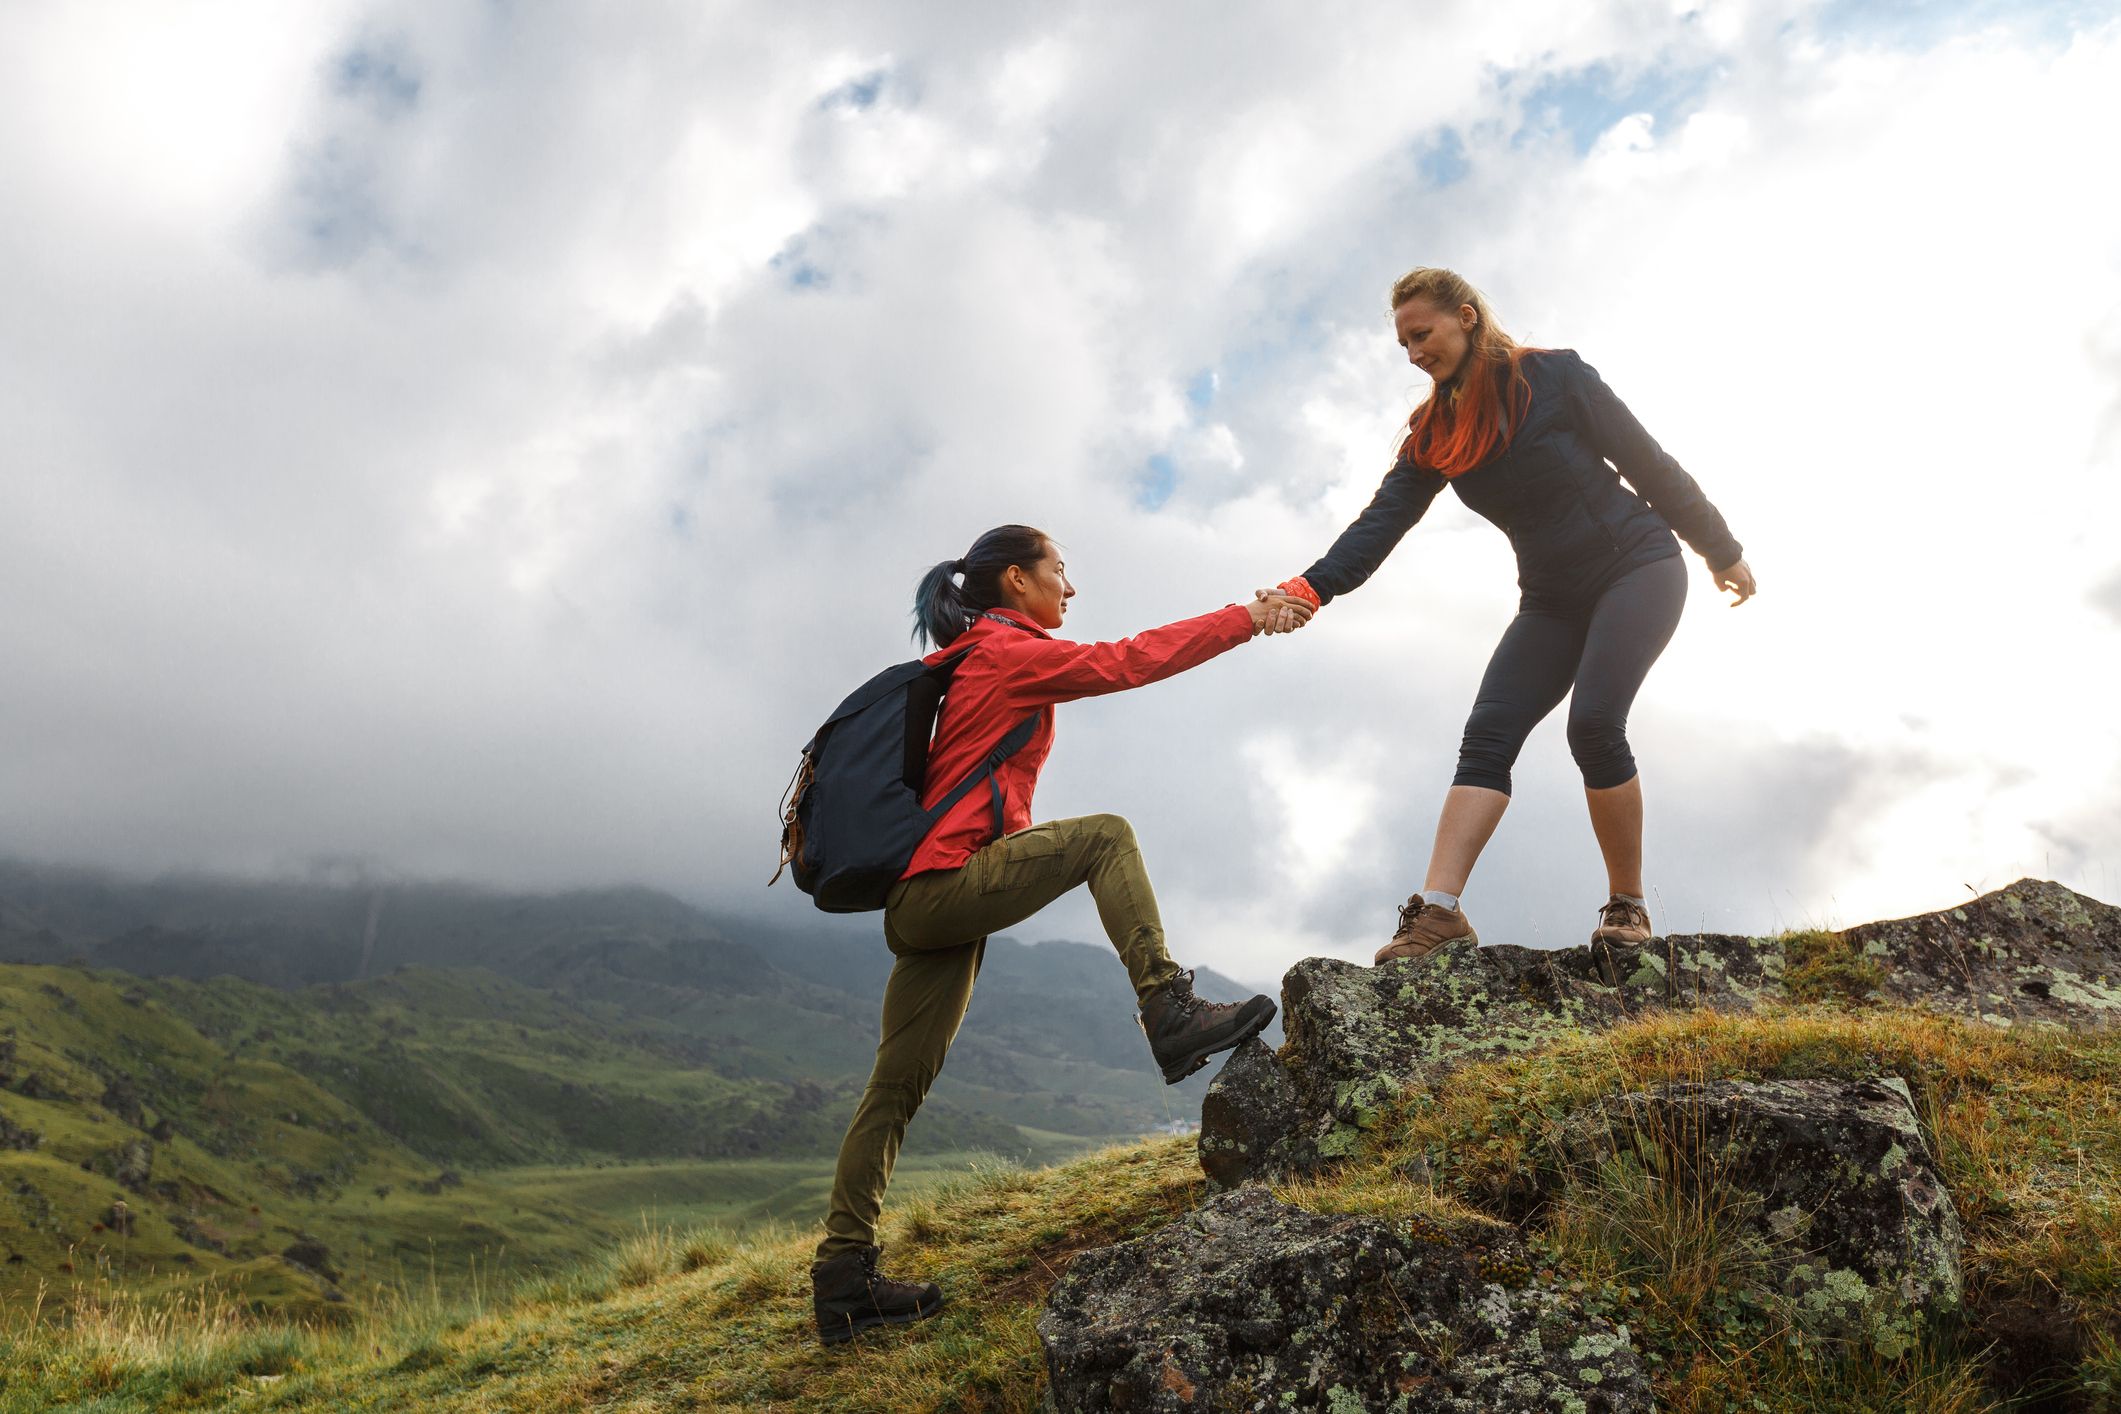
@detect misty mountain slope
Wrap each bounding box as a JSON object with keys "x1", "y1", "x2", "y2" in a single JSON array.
[
  {"x1": 0, "y1": 963, "x2": 629, "y2": 1317},
  {"x1": 0, "y1": 861, "x2": 1269, "y2": 1139}
]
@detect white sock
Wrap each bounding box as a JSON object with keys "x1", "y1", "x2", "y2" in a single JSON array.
[
  {"x1": 1421, "y1": 889, "x2": 1460, "y2": 911},
  {"x1": 1615, "y1": 892, "x2": 1647, "y2": 908}
]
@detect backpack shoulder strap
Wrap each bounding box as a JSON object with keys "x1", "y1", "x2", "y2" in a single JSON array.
[
  {"x1": 927, "y1": 710, "x2": 1041, "y2": 839},
  {"x1": 923, "y1": 613, "x2": 1046, "y2": 838}
]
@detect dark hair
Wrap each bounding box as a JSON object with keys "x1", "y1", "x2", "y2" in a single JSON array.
[{"x1": 912, "y1": 524, "x2": 1051, "y2": 648}]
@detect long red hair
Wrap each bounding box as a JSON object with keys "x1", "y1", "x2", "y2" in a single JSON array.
[{"x1": 1390, "y1": 268, "x2": 1534, "y2": 477}]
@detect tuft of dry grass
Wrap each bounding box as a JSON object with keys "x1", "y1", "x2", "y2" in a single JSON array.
[{"x1": 1781, "y1": 928, "x2": 1887, "y2": 1005}]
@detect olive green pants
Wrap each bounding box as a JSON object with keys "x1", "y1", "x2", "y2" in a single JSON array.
[{"x1": 817, "y1": 813, "x2": 1181, "y2": 1259}]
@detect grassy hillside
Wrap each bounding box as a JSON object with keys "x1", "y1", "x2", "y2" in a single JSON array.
[
  {"x1": 0, "y1": 862, "x2": 1264, "y2": 1144},
  {"x1": 4, "y1": 997, "x2": 2115, "y2": 1412},
  {"x1": 0, "y1": 963, "x2": 1056, "y2": 1321}
]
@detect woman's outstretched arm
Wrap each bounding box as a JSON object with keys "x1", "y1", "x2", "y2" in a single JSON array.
[
  {"x1": 1284, "y1": 459, "x2": 1448, "y2": 607},
  {"x1": 994, "y1": 600, "x2": 1286, "y2": 708}
]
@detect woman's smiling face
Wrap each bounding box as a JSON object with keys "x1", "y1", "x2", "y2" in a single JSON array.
[
  {"x1": 1005, "y1": 540, "x2": 1075, "y2": 630},
  {"x1": 1394, "y1": 296, "x2": 1477, "y2": 384}
]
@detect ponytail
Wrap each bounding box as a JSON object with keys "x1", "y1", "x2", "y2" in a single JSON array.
[{"x1": 912, "y1": 524, "x2": 1050, "y2": 648}]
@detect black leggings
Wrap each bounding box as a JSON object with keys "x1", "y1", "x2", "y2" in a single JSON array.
[{"x1": 1453, "y1": 554, "x2": 1687, "y2": 795}]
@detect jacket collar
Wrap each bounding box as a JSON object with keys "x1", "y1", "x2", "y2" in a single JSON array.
[{"x1": 977, "y1": 606, "x2": 1052, "y2": 639}]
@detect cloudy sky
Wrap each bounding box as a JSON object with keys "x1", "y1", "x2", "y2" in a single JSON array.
[{"x1": 5, "y1": 0, "x2": 2117, "y2": 986}]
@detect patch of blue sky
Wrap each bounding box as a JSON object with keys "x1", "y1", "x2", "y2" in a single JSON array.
[
  {"x1": 286, "y1": 138, "x2": 393, "y2": 269},
  {"x1": 769, "y1": 237, "x2": 830, "y2": 292},
  {"x1": 334, "y1": 43, "x2": 421, "y2": 117},
  {"x1": 821, "y1": 68, "x2": 889, "y2": 112},
  {"x1": 1210, "y1": 300, "x2": 1331, "y2": 401},
  {"x1": 1810, "y1": 0, "x2": 2109, "y2": 51},
  {"x1": 1415, "y1": 126, "x2": 1471, "y2": 188},
  {"x1": 1185, "y1": 369, "x2": 1218, "y2": 411},
  {"x1": 1505, "y1": 59, "x2": 1721, "y2": 154},
  {"x1": 1137, "y1": 453, "x2": 1178, "y2": 511}
]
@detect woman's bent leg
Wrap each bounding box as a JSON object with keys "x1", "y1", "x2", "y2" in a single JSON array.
[
  {"x1": 818, "y1": 928, "x2": 983, "y2": 1260},
  {"x1": 891, "y1": 816, "x2": 1181, "y2": 1002},
  {"x1": 1566, "y1": 555, "x2": 1687, "y2": 899},
  {"x1": 818, "y1": 817, "x2": 1192, "y2": 1258},
  {"x1": 1565, "y1": 556, "x2": 1687, "y2": 792}
]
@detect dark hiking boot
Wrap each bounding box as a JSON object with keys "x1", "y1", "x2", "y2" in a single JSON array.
[
  {"x1": 811, "y1": 1244, "x2": 943, "y2": 1347},
  {"x1": 1375, "y1": 896, "x2": 1478, "y2": 965},
  {"x1": 1591, "y1": 896, "x2": 1653, "y2": 947},
  {"x1": 1138, "y1": 969, "x2": 1277, "y2": 1084}
]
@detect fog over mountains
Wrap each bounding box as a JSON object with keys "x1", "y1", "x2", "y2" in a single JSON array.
[{"x1": 0, "y1": 858, "x2": 1263, "y2": 1150}]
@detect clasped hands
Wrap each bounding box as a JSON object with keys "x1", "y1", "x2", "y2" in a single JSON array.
[{"x1": 1246, "y1": 590, "x2": 1316, "y2": 636}]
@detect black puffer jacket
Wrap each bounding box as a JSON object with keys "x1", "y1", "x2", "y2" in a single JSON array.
[{"x1": 1300, "y1": 349, "x2": 1742, "y2": 607}]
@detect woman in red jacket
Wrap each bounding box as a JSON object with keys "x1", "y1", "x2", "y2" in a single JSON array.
[{"x1": 812, "y1": 523, "x2": 1304, "y2": 1346}]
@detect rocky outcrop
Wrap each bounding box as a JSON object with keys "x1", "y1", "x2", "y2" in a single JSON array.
[
  {"x1": 94, "y1": 1137, "x2": 154, "y2": 1193},
  {"x1": 1203, "y1": 880, "x2": 2115, "y2": 1186},
  {"x1": 100, "y1": 1074, "x2": 145, "y2": 1128},
  {"x1": 1038, "y1": 1184, "x2": 1649, "y2": 1412},
  {"x1": 1551, "y1": 1077, "x2": 1961, "y2": 1356},
  {"x1": 0, "y1": 1109, "x2": 37, "y2": 1151},
  {"x1": 1848, "y1": 878, "x2": 2121, "y2": 1026},
  {"x1": 282, "y1": 1235, "x2": 341, "y2": 1284},
  {"x1": 1041, "y1": 881, "x2": 2109, "y2": 1412}
]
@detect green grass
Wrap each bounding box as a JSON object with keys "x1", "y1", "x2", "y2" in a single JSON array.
[
  {"x1": 478, "y1": 1145, "x2": 1116, "y2": 1234},
  {"x1": 5, "y1": 985, "x2": 2115, "y2": 1410},
  {"x1": 0, "y1": 962, "x2": 1087, "y2": 1323},
  {"x1": 0, "y1": 1138, "x2": 1206, "y2": 1412}
]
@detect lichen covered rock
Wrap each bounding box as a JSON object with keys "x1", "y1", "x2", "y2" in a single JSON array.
[
  {"x1": 1196, "y1": 1039, "x2": 1305, "y2": 1189},
  {"x1": 1038, "y1": 1184, "x2": 1649, "y2": 1412},
  {"x1": 1202, "y1": 880, "x2": 2116, "y2": 1186},
  {"x1": 1847, "y1": 878, "x2": 2121, "y2": 1028},
  {"x1": 1552, "y1": 1076, "x2": 1962, "y2": 1355},
  {"x1": 1202, "y1": 940, "x2": 1662, "y2": 1185}
]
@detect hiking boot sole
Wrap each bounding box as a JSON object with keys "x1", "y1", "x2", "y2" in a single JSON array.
[
  {"x1": 1158, "y1": 996, "x2": 1277, "y2": 1084},
  {"x1": 817, "y1": 1290, "x2": 945, "y2": 1347},
  {"x1": 1373, "y1": 930, "x2": 1476, "y2": 965}
]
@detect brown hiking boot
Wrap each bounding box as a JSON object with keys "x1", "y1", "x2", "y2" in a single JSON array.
[
  {"x1": 1375, "y1": 896, "x2": 1478, "y2": 965},
  {"x1": 1591, "y1": 895, "x2": 1653, "y2": 946},
  {"x1": 812, "y1": 1243, "x2": 943, "y2": 1346},
  {"x1": 1138, "y1": 969, "x2": 1277, "y2": 1084}
]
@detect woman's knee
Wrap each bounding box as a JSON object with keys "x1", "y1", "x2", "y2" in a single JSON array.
[
  {"x1": 1078, "y1": 813, "x2": 1138, "y2": 849},
  {"x1": 1455, "y1": 704, "x2": 1531, "y2": 793},
  {"x1": 1567, "y1": 709, "x2": 1636, "y2": 787}
]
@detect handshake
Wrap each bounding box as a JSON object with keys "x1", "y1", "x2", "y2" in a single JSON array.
[{"x1": 1244, "y1": 586, "x2": 1317, "y2": 637}]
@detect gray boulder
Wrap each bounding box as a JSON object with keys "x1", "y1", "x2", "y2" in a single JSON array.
[
  {"x1": 1847, "y1": 878, "x2": 2121, "y2": 1027},
  {"x1": 1038, "y1": 1184, "x2": 1649, "y2": 1413},
  {"x1": 1202, "y1": 939, "x2": 1670, "y2": 1183},
  {"x1": 1551, "y1": 1077, "x2": 1961, "y2": 1356},
  {"x1": 1203, "y1": 880, "x2": 2116, "y2": 1185}
]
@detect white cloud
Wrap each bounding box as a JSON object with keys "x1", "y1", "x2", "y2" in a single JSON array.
[{"x1": 1, "y1": 2, "x2": 2116, "y2": 986}]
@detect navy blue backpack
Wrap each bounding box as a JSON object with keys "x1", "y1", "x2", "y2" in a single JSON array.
[{"x1": 772, "y1": 616, "x2": 1039, "y2": 913}]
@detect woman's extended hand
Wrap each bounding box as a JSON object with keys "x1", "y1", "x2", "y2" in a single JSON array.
[
  {"x1": 1712, "y1": 557, "x2": 1757, "y2": 607},
  {"x1": 1249, "y1": 590, "x2": 1315, "y2": 635}
]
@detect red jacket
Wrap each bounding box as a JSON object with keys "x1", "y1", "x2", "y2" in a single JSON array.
[{"x1": 903, "y1": 603, "x2": 1256, "y2": 877}]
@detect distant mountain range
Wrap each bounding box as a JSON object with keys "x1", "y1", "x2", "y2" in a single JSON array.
[{"x1": 0, "y1": 860, "x2": 1264, "y2": 1160}]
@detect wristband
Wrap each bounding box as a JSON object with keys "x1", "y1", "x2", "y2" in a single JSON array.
[{"x1": 1276, "y1": 576, "x2": 1321, "y2": 609}]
